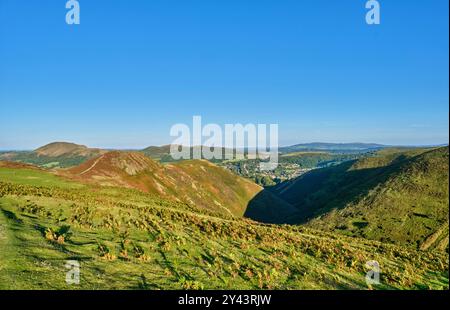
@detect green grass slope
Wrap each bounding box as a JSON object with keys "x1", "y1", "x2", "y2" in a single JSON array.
[
  {"x1": 273, "y1": 147, "x2": 449, "y2": 250},
  {"x1": 0, "y1": 166, "x2": 448, "y2": 289}
]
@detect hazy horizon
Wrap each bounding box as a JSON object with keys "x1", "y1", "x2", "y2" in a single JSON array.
[{"x1": 0, "y1": 140, "x2": 448, "y2": 152}]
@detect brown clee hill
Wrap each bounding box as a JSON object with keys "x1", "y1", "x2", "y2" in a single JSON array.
[
  {"x1": 61, "y1": 151, "x2": 275, "y2": 217},
  {"x1": 35, "y1": 142, "x2": 106, "y2": 157}
]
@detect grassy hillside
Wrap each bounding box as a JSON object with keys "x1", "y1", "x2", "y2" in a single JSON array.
[
  {"x1": 0, "y1": 165, "x2": 448, "y2": 289},
  {"x1": 60, "y1": 151, "x2": 264, "y2": 218},
  {"x1": 272, "y1": 147, "x2": 449, "y2": 250}
]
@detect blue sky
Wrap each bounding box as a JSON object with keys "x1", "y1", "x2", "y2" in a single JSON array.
[{"x1": 0, "y1": 0, "x2": 448, "y2": 149}]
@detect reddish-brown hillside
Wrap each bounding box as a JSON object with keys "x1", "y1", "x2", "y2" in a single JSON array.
[{"x1": 63, "y1": 151, "x2": 264, "y2": 217}]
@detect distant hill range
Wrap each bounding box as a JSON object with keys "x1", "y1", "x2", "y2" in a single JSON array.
[
  {"x1": 0, "y1": 142, "x2": 248, "y2": 168},
  {"x1": 248, "y1": 146, "x2": 449, "y2": 250},
  {"x1": 141, "y1": 145, "x2": 244, "y2": 162},
  {"x1": 0, "y1": 141, "x2": 393, "y2": 169},
  {"x1": 279, "y1": 142, "x2": 386, "y2": 154},
  {"x1": 0, "y1": 142, "x2": 106, "y2": 168}
]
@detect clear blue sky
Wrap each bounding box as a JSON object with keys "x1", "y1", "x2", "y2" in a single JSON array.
[{"x1": 0, "y1": 0, "x2": 448, "y2": 150}]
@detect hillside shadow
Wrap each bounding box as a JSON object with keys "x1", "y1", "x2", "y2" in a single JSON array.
[
  {"x1": 243, "y1": 189, "x2": 299, "y2": 224},
  {"x1": 245, "y1": 157, "x2": 410, "y2": 225}
]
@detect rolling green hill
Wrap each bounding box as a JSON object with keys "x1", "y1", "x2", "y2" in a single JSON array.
[
  {"x1": 0, "y1": 162, "x2": 447, "y2": 289},
  {"x1": 271, "y1": 147, "x2": 449, "y2": 250}
]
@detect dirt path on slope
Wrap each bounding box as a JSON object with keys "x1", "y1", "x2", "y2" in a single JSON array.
[{"x1": 79, "y1": 155, "x2": 105, "y2": 175}]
